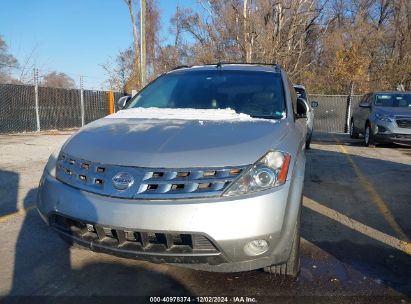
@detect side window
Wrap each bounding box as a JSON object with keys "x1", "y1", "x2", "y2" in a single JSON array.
[
  {"x1": 359, "y1": 93, "x2": 370, "y2": 107},
  {"x1": 286, "y1": 76, "x2": 297, "y2": 116}
]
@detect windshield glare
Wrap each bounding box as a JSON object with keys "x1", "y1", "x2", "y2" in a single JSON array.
[
  {"x1": 127, "y1": 70, "x2": 286, "y2": 119},
  {"x1": 375, "y1": 94, "x2": 411, "y2": 107}
]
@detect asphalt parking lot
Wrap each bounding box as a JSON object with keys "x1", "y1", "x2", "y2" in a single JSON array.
[{"x1": 0, "y1": 131, "x2": 410, "y2": 302}]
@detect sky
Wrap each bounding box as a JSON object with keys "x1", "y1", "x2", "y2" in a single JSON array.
[{"x1": 0, "y1": 0, "x2": 201, "y2": 89}]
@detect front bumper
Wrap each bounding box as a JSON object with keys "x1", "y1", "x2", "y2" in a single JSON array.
[
  {"x1": 375, "y1": 133, "x2": 411, "y2": 144},
  {"x1": 37, "y1": 172, "x2": 303, "y2": 272},
  {"x1": 374, "y1": 123, "x2": 411, "y2": 144}
]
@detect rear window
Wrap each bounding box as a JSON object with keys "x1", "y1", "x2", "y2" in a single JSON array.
[
  {"x1": 127, "y1": 70, "x2": 286, "y2": 119},
  {"x1": 375, "y1": 94, "x2": 411, "y2": 107}
]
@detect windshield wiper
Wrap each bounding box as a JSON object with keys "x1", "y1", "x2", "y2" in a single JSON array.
[{"x1": 251, "y1": 114, "x2": 283, "y2": 120}]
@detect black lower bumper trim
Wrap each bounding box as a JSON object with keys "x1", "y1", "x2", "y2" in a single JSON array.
[
  {"x1": 56, "y1": 230, "x2": 227, "y2": 265},
  {"x1": 50, "y1": 213, "x2": 227, "y2": 266},
  {"x1": 375, "y1": 133, "x2": 411, "y2": 143}
]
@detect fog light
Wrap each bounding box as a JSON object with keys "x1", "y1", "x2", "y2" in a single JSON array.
[
  {"x1": 244, "y1": 239, "x2": 269, "y2": 256},
  {"x1": 377, "y1": 125, "x2": 387, "y2": 133}
]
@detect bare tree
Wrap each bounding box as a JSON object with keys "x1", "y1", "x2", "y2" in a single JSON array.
[
  {"x1": 0, "y1": 36, "x2": 18, "y2": 83},
  {"x1": 107, "y1": 0, "x2": 411, "y2": 94},
  {"x1": 41, "y1": 71, "x2": 76, "y2": 89},
  {"x1": 101, "y1": 48, "x2": 134, "y2": 92},
  {"x1": 123, "y1": 0, "x2": 141, "y2": 91},
  {"x1": 16, "y1": 46, "x2": 40, "y2": 84},
  {"x1": 174, "y1": 0, "x2": 327, "y2": 75}
]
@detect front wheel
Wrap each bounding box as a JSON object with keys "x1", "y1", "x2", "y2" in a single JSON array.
[
  {"x1": 350, "y1": 120, "x2": 359, "y2": 139},
  {"x1": 305, "y1": 132, "x2": 312, "y2": 149},
  {"x1": 364, "y1": 123, "x2": 375, "y2": 146},
  {"x1": 264, "y1": 214, "x2": 301, "y2": 277}
]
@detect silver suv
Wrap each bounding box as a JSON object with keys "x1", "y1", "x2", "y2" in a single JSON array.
[
  {"x1": 37, "y1": 64, "x2": 308, "y2": 276},
  {"x1": 350, "y1": 91, "x2": 411, "y2": 146}
]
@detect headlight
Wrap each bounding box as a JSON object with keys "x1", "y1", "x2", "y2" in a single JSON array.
[
  {"x1": 375, "y1": 113, "x2": 394, "y2": 122},
  {"x1": 44, "y1": 148, "x2": 61, "y2": 178},
  {"x1": 222, "y1": 151, "x2": 291, "y2": 197}
]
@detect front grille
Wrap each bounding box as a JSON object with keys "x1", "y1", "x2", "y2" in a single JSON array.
[
  {"x1": 51, "y1": 214, "x2": 218, "y2": 254},
  {"x1": 394, "y1": 134, "x2": 411, "y2": 139},
  {"x1": 396, "y1": 119, "x2": 411, "y2": 129},
  {"x1": 56, "y1": 153, "x2": 247, "y2": 199}
]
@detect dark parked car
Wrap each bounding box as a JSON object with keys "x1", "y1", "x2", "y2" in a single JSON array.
[{"x1": 350, "y1": 91, "x2": 411, "y2": 146}]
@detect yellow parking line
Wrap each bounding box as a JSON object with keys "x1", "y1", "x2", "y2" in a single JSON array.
[
  {"x1": 333, "y1": 136, "x2": 409, "y2": 242},
  {"x1": 0, "y1": 204, "x2": 36, "y2": 223},
  {"x1": 304, "y1": 197, "x2": 411, "y2": 255}
]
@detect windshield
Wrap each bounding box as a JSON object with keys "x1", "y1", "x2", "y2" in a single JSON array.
[
  {"x1": 374, "y1": 93, "x2": 411, "y2": 107},
  {"x1": 127, "y1": 70, "x2": 286, "y2": 119}
]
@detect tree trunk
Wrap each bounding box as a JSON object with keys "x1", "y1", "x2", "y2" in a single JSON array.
[
  {"x1": 124, "y1": 0, "x2": 141, "y2": 89},
  {"x1": 243, "y1": 0, "x2": 251, "y2": 62}
]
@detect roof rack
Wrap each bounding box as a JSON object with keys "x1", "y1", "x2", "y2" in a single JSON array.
[
  {"x1": 206, "y1": 62, "x2": 281, "y2": 71},
  {"x1": 171, "y1": 63, "x2": 282, "y2": 72},
  {"x1": 172, "y1": 65, "x2": 191, "y2": 70}
]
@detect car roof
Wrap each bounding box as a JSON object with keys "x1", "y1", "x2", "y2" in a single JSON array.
[{"x1": 168, "y1": 63, "x2": 282, "y2": 74}]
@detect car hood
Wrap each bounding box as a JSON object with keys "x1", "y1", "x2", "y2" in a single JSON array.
[
  {"x1": 61, "y1": 117, "x2": 289, "y2": 168},
  {"x1": 376, "y1": 107, "x2": 411, "y2": 117}
]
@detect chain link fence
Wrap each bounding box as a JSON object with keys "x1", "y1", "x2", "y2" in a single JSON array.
[
  {"x1": 1, "y1": 83, "x2": 363, "y2": 134},
  {"x1": 38, "y1": 87, "x2": 82, "y2": 130},
  {"x1": 311, "y1": 94, "x2": 362, "y2": 133},
  {"x1": 0, "y1": 83, "x2": 123, "y2": 134},
  {"x1": 0, "y1": 84, "x2": 37, "y2": 133},
  {"x1": 84, "y1": 90, "x2": 121, "y2": 124}
]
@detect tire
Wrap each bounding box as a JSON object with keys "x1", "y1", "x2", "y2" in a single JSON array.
[
  {"x1": 364, "y1": 122, "x2": 375, "y2": 147},
  {"x1": 305, "y1": 133, "x2": 312, "y2": 149},
  {"x1": 350, "y1": 120, "x2": 359, "y2": 139},
  {"x1": 264, "y1": 213, "x2": 301, "y2": 277}
]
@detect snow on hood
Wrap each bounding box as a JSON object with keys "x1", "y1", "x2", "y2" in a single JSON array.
[
  {"x1": 105, "y1": 107, "x2": 278, "y2": 122},
  {"x1": 62, "y1": 107, "x2": 288, "y2": 168}
]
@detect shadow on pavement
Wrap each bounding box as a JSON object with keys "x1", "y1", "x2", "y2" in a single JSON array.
[
  {"x1": 302, "y1": 207, "x2": 411, "y2": 296},
  {"x1": 7, "y1": 186, "x2": 191, "y2": 297},
  {"x1": 302, "y1": 134, "x2": 411, "y2": 296},
  {"x1": 0, "y1": 169, "x2": 19, "y2": 217}
]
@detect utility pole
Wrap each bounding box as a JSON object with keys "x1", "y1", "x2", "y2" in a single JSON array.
[
  {"x1": 140, "y1": 0, "x2": 146, "y2": 87},
  {"x1": 345, "y1": 81, "x2": 354, "y2": 133},
  {"x1": 33, "y1": 68, "x2": 41, "y2": 132},
  {"x1": 80, "y1": 75, "x2": 85, "y2": 126}
]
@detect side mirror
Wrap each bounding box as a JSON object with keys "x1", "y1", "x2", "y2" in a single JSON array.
[
  {"x1": 116, "y1": 96, "x2": 131, "y2": 110},
  {"x1": 311, "y1": 100, "x2": 318, "y2": 108},
  {"x1": 296, "y1": 97, "x2": 308, "y2": 119},
  {"x1": 359, "y1": 102, "x2": 370, "y2": 108}
]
